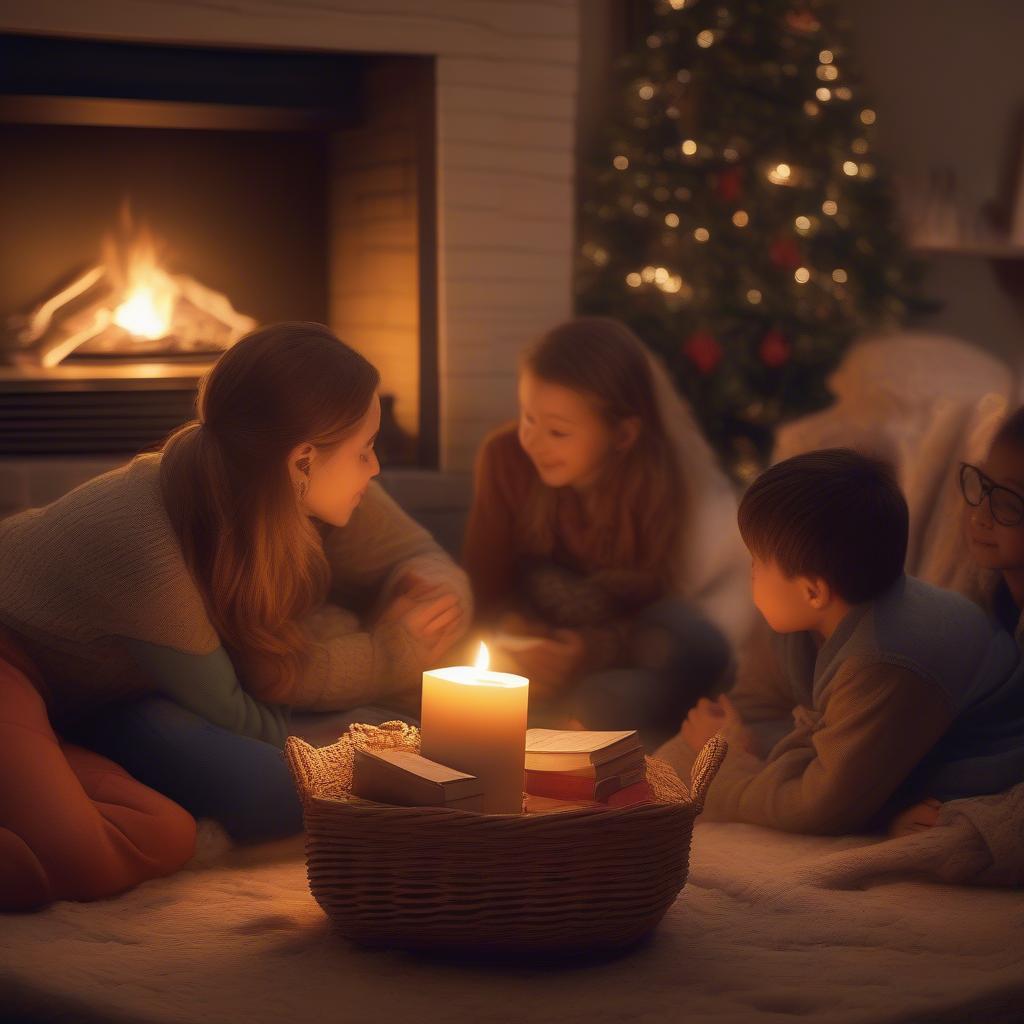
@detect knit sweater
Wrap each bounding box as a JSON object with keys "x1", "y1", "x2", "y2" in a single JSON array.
[
  {"x1": 658, "y1": 575, "x2": 1024, "y2": 833},
  {"x1": 0, "y1": 455, "x2": 471, "y2": 747},
  {"x1": 464, "y1": 422, "x2": 752, "y2": 671}
]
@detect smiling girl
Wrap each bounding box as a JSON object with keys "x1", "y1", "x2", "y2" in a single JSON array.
[
  {"x1": 0, "y1": 322, "x2": 469, "y2": 909},
  {"x1": 463, "y1": 317, "x2": 751, "y2": 748}
]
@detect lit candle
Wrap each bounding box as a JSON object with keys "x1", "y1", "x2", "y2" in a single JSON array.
[{"x1": 420, "y1": 643, "x2": 529, "y2": 814}]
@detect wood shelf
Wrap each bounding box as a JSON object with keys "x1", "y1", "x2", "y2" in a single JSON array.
[
  {"x1": 909, "y1": 241, "x2": 1024, "y2": 259},
  {"x1": 0, "y1": 361, "x2": 209, "y2": 388}
]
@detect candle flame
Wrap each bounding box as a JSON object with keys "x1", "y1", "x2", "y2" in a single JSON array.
[{"x1": 474, "y1": 642, "x2": 490, "y2": 671}]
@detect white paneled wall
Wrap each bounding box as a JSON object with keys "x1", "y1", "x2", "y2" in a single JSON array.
[{"x1": 0, "y1": 1, "x2": 580, "y2": 470}]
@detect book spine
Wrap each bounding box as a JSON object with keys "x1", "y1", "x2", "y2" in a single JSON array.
[
  {"x1": 524, "y1": 767, "x2": 647, "y2": 801},
  {"x1": 601, "y1": 781, "x2": 653, "y2": 807}
]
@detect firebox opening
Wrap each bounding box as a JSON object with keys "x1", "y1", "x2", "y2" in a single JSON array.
[{"x1": 0, "y1": 33, "x2": 437, "y2": 467}]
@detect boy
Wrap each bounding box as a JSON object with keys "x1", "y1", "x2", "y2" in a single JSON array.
[{"x1": 660, "y1": 448, "x2": 1024, "y2": 835}]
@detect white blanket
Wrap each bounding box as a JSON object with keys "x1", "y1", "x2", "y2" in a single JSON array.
[
  {"x1": 2, "y1": 821, "x2": 1022, "y2": 1024},
  {"x1": 796, "y1": 783, "x2": 1024, "y2": 890}
]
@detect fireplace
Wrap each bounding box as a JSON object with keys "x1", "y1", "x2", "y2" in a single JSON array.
[
  {"x1": 0, "y1": 32, "x2": 437, "y2": 465},
  {"x1": 0, "y1": 2, "x2": 577, "y2": 488}
]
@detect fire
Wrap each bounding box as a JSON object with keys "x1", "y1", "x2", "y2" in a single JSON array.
[
  {"x1": 108, "y1": 211, "x2": 175, "y2": 341},
  {"x1": 11, "y1": 198, "x2": 257, "y2": 367},
  {"x1": 474, "y1": 642, "x2": 490, "y2": 671},
  {"x1": 113, "y1": 278, "x2": 174, "y2": 340}
]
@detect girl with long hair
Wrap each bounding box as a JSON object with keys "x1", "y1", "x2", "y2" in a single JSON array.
[
  {"x1": 463, "y1": 317, "x2": 751, "y2": 749},
  {"x1": 0, "y1": 322, "x2": 469, "y2": 910}
]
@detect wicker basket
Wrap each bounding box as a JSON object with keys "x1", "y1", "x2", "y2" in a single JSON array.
[{"x1": 285, "y1": 723, "x2": 726, "y2": 956}]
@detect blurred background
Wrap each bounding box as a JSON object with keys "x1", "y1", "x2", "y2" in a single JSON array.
[
  {"x1": 2, "y1": 0, "x2": 1023, "y2": 536},
  {"x1": 578, "y1": 0, "x2": 1024, "y2": 473}
]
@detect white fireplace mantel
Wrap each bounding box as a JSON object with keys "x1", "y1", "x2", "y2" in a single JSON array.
[{"x1": 0, "y1": 1, "x2": 580, "y2": 471}]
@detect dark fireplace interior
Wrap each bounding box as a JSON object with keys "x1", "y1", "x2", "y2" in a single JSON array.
[{"x1": 0, "y1": 33, "x2": 437, "y2": 465}]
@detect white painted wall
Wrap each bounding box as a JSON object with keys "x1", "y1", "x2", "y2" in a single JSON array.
[{"x1": 842, "y1": 0, "x2": 1024, "y2": 368}]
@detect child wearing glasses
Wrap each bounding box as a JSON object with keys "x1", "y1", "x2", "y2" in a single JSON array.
[
  {"x1": 960, "y1": 408, "x2": 1024, "y2": 643},
  {"x1": 661, "y1": 447, "x2": 1024, "y2": 835},
  {"x1": 885, "y1": 408, "x2": 1024, "y2": 836}
]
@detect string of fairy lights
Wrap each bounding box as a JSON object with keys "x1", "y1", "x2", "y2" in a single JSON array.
[
  {"x1": 592, "y1": 37, "x2": 879, "y2": 308},
  {"x1": 577, "y1": 0, "x2": 925, "y2": 467}
]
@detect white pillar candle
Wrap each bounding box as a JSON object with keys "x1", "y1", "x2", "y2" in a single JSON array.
[{"x1": 420, "y1": 643, "x2": 529, "y2": 814}]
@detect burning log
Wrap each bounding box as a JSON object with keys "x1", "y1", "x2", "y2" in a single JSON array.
[{"x1": 3, "y1": 203, "x2": 256, "y2": 368}]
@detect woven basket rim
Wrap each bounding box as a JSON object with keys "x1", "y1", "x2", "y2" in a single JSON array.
[
  {"x1": 304, "y1": 788, "x2": 697, "y2": 821},
  {"x1": 286, "y1": 727, "x2": 728, "y2": 821}
]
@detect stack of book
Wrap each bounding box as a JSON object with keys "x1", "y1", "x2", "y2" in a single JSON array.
[
  {"x1": 523, "y1": 729, "x2": 651, "y2": 808},
  {"x1": 352, "y1": 747, "x2": 484, "y2": 811}
]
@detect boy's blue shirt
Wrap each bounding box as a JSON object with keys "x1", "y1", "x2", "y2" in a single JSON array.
[{"x1": 774, "y1": 574, "x2": 1024, "y2": 801}]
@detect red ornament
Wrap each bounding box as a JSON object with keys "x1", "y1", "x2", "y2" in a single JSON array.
[
  {"x1": 683, "y1": 330, "x2": 723, "y2": 374},
  {"x1": 785, "y1": 8, "x2": 821, "y2": 35},
  {"x1": 770, "y1": 235, "x2": 802, "y2": 269},
  {"x1": 760, "y1": 329, "x2": 792, "y2": 368},
  {"x1": 716, "y1": 167, "x2": 743, "y2": 203}
]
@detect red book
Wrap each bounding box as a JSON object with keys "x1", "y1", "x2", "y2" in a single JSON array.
[
  {"x1": 524, "y1": 765, "x2": 647, "y2": 801},
  {"x1": 601, "y1": 781, "x2": 654, "y2": 807},
  {"x1": 522, "y1": 781, "x2": 654, "y2": 815}
]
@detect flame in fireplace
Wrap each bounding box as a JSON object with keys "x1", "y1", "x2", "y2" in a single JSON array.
[
  {"x1": 9, "y1": 199, "x2": 257, "y2": 368},
  {"x1": 107, "y1": 213, "x2": 176, "y2": 341},
  {"x1": 113, "y1": 280, "x2": 174, "y2": 340}
]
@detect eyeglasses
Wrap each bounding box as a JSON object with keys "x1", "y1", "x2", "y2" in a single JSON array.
[{"x1": 959, "y1": 463, "x2": 1024, "y2": 527}]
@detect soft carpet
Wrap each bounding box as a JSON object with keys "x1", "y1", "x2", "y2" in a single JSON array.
[{"x1": 2, "y1": 820, "x2": 1022, "y2": 1024}]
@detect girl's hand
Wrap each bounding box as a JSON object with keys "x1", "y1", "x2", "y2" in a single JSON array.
[
  {"x1": 511, "y1": 629, "x2": 585, "y2": 699},
  {"x1": 388, "y1": 589, "x2": 465, "y2": 665},
  {"x1": 376, "y1": 574, "x2": 444, "y2": 626},
  {"x1": 393, "y1": 570, "x2": 439, "y2": 601},
  {"x1": 421, "y1": 605, "x2": 466, "y2": 665}
]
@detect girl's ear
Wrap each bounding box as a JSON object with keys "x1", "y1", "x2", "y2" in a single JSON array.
[
  {"x1": 615, "y1": 416, "x2": 642, "y2": 452},
  {"x1": 287, "y1": 442, "x2": 315, "y2": 484}
]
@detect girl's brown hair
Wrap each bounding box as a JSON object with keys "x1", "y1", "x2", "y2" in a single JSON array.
[
  {"x1": 518, "y1": 317, "x2": 685, "y2": 590},
  {"x1": 160, "y1": 322, "x2": 379, "y2": 701}
]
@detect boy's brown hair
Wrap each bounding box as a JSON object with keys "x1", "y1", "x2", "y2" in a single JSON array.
[{"x1": 738, "y1": 448, "x2": 908, "y2": 603}]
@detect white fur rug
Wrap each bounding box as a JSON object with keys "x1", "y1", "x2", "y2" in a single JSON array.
[{"x1": 2, "y1": 821, "x2": 1023, "y2": 1024}]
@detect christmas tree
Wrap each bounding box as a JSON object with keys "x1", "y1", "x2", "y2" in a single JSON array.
[{"x1": 577, "y1": 0, "x2": 930, "y2": 477}]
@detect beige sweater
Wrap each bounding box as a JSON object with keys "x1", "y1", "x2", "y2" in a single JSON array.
[
  {"x1": 658, "y1": 619, "x2": 953, "y2": 834},
  {"x1": 655, "y1": 574, "x2": 1022, "y2": 833},
  {"x1": 0, "y1": 455, "x2": 470, "y2": 742}
]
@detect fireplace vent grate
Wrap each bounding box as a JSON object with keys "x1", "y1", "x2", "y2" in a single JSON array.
[{"x1": 0, "y1": 384, "x2": 197, "y2": 455}]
